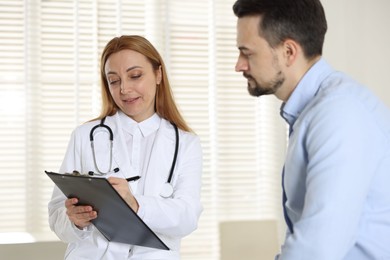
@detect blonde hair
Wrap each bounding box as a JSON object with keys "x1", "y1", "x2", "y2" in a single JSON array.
[{"x1": 97, "y1": 35, "x2": 192, "y2": 133}]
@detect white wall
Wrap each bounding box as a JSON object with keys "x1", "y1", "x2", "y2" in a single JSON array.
[
  {"x1": 322, "y1": 0, "x2": 390, "y2": 107},
  {"x1": 0, "y1": 241, "x2": 66, "y2": 260}
]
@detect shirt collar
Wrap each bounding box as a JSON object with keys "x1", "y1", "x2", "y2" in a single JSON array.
[
  {"x1": 119, "y1": 111, "x2": 161, "y2": 137},
  {"x1": 280, "y1": 58, "x2": 333, "y2": 127}
]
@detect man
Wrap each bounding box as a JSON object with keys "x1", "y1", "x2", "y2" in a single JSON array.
[{"x1": 233, "y1": 0, "x2": 390, "y2": 259}]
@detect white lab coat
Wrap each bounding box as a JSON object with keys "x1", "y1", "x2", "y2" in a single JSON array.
[{"x1": 48, "y1": 112, "x2": 203, "y2": 260}]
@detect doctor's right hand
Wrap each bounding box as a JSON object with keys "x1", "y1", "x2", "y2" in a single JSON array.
[{"x1": 65, "y1": 198, "x2": 97, "y2": 229}]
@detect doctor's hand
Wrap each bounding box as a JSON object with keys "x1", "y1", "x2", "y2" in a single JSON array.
[
  {"x1": 65, "y1": 198, "x2": 97, "y2": 229},
  {"x1": 108, "y1": 177, "x2": 139, "y2": 213}
]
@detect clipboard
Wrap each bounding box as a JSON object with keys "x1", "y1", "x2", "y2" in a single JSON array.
[{"x1": 45, "y1": 171, "x2": 169, "y2": 250}]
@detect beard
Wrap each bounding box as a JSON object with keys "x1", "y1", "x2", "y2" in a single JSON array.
[{"x1": 245, "y1": 71, "x2": 285, "y2": 97}]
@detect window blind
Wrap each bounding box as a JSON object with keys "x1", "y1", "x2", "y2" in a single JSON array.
[
  {"x1": 0, "y1": 0, "x2": 27, "y2": 233},
  {"x1": 165, "y1": 1, "x2": 217, "y2": 258},
  {"x1": 0, "y1": 0, "x2": 286, "y2": 258}
]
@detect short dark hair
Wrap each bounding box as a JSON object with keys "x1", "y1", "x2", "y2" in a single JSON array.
[{"x1": 233, "y1": 0, "x2": 327, "y2": 59}]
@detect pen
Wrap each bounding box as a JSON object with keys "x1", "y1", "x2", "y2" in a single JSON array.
[{"x1": 126, "y1": 176, "x2": 141, "y2": 182}]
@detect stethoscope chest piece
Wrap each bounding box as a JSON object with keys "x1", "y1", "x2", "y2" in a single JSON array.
[{"x1": 160, "y1": 182, "x2": 174, "y2": 198}]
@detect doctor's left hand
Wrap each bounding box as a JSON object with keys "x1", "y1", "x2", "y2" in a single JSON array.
[
  {"x1": 108, "y1": 177, "x2": 139, "y2": 213},
  {"x1": 65, "y1": 198, "x2": 97, "y2": 229}
]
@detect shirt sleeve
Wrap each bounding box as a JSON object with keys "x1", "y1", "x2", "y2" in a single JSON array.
[
  {"x1": 47, "y1": 128, "x2": 94, "y2": 243},
  {"x1": 279, "y1": 96, "x2": 386, "y2": 259}
]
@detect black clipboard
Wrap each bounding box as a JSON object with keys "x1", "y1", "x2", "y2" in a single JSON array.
[{"x1": 45, "y1": 171, "x2": 169, "y2": 250}]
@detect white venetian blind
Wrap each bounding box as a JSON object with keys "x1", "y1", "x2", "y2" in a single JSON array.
[
  {"x1": 28, "y1": 0, "x2": 101, "y2": 236},
  {"x1": 164, "y1": 1, "x2": 217, "y2": 258},
  {"x1": 212, "y1": 0, "x2": 285, "y2": 256},
  {"x1": 214, "y1": 0, "x2": 286, "y2": 222},
  {"x1": 0, "y1": 0, "x2": 26, "y2": 233},
  {"x1": 0, "y1": 0, "x2": 286, "y2": 258}
]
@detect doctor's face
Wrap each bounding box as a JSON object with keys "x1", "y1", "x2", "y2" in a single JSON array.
[
  {"x1": 104, "y1": 49, "x2": 162, "y2": 122},
  {"x1": 235, "y1": 16, "x2": 285, "y2": 98}
]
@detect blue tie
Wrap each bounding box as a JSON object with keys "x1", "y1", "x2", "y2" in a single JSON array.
[
  {"x1": 283, "y1": 124, "x2": 294, "y2": 234},
  {"x1": 282, "y1": 166, "x2": 294, "y2": 233}
]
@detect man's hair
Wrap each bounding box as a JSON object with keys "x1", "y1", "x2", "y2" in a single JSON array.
[{"x1": 233, "y1": 0, "x2": 327, "y2": 59}]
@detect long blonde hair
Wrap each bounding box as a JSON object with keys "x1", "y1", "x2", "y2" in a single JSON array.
[{"x1": 97, "y1": 35, "x2": 192, "y2": 133}]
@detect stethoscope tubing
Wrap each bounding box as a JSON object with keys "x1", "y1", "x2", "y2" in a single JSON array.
[
  {"x1": 90, "y1": 117, "x2": 114, "y2": 174},
  {"x1": 89, "y1": 117, "x2": 179, "y2": 192},
  {"x1": 168, "y1": 123, "x2": 179, "y2": 183},
  {"x1": 90, "y1": 117, "x2": 113, "y2": 141}
]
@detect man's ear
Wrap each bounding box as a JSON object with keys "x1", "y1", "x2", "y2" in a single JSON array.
[{"x1": 282, "y1": 39, "x2": 300, "y2": 66}]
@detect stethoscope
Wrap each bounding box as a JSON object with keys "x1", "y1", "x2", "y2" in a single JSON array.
[{"x1": 89, "y1": 117, "x2": 179, "y2": 198}]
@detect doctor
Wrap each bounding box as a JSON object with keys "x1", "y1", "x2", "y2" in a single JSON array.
[{"x1": 48, "y1": 35, "x2": 203, "y2": 260}]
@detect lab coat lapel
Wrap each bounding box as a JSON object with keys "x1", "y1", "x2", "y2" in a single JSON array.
[
  {"x1": 143, "y1": 120, "x2": 176, "y2": 196},
  {"x1": 107, "y1": 113, "x2": 139, "y2": 193}
]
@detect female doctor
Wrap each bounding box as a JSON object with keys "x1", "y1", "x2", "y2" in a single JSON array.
[{"x1": 48, "y1": 35, "x2": 203, "y2": 260}]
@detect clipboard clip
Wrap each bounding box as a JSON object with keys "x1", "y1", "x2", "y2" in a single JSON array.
[
  {"x1": 62, "y1": 170, "x2": 92, "y2": 178},
  {"x1": 71, "y1": 170, "x2": 82, "y2": 176}
]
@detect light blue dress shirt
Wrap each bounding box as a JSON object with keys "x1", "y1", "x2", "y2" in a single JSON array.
[{"x1": 277, "y1": 58, "x2": 390, "y2": 260}]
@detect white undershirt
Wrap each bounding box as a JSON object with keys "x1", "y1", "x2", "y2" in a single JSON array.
[{"x1": 118, "y1": 111, "x2": 161, "y2": 195}]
